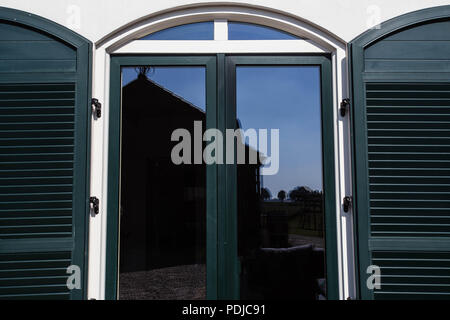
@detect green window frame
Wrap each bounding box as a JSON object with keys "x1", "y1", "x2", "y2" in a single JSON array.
[
  {"x1": 222, "y1": 55, "x2": 338, "y2": 299},
  {"x1": 106, "y1": 55, "x2": 218, "y2": 299}
]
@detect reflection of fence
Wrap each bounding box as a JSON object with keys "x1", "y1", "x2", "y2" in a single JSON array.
[
  {"x1": 295, "y1": 194, "x2": 323, "y2": 235},
  {"x1": 261, "y1": 195, "x2": 324, "y2": 238}
]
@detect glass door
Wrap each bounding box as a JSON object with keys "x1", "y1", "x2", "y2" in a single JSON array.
[
  {"x1": 106, "y1": 56, "x2": 218, "y2": 300},
  {"x1": 222, "y1": 55, "x2": 338, "y2": 299}
]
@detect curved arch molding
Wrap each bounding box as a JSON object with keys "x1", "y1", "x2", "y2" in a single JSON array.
[{"x1": 95, "y1": 4, "x2": 346, "y2": 53}]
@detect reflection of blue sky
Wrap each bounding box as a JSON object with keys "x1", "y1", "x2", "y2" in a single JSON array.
[
  {"x1": 121, "y1": 65, "x2": 322, "y2": 196},
  {"x1": 237, "y1": 67, "x2": 322, "y2": 195}
]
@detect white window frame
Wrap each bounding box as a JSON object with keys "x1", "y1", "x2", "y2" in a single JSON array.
[{"x1": 88, "y1": 5, "x2": 356, "y2": 300}]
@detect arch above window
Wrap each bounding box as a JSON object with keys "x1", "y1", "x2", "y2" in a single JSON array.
[
  {"x1": 99, "y1": 4, "x2": 346, "y2": 53},
  {"x1": 137, "y1": 20, "x2": 303, "y2": 41}
]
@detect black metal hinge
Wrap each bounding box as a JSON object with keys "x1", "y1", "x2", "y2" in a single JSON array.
[
  {"x1": 89, "y1": 196, "x2": 100, "y2": 215},
  {"x1": 340, "y1": 98, "x2": 350, "y2": 117},
  {"x1": 91, "y1": 98, "x2": 102, "y2": 119},
  {"x1": 343, "y1": 196, "x2": 352, "y2": 213}
]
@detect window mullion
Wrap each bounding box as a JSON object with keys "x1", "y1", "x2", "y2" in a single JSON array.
[{"x1": 214, "y1": 19, "x2": 228, "y2": 40}]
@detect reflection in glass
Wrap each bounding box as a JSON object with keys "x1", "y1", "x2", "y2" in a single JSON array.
[
  {"x1": 228, "y1": 22, "x2": 301, "y2": 40},
  {"x1": 119, "y1": 66, "x2": 206, "y2": 300},
  {"x1": 236, "y1": 66, "x2": 326, "y2": 300},
  {"x1": 140, "y1": 22, "x2": 214, "y2": 40},
  {"x1": 122, "y1": 67, "x2": 206, "y2": 110}
]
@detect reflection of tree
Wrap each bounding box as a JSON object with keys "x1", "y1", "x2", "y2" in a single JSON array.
[
  {"x1": 288, "y1": 186, "x2": 314, "y2": 201},
  {"x1": 261, "y1": 187, "x2": 272, "y2": 200},
  {"x1": 135, "y1": 66, "x2": 155, "y2": 78},
  {"x1": 277, "y1": 190, "x2": 286, "y2": 201}
]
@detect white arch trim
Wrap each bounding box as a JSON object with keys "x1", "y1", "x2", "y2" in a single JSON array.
[
  {"x1": 96, "y1": 4, "x2": 346, "y2": 52},
  {"x1": 88, "y1": 3, "x2": 355, "y2": 300}
]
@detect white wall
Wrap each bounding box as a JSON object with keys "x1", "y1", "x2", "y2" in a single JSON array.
[{"x1": 1, "y1": 0, "x2": 449, "y2": 43}]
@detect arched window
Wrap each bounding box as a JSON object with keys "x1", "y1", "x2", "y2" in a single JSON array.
[
  {"x1": 140, "y1": 22, "x2": 214, "y2": 40},
  {"x1": 228, "y1": 21, "x2": 301, "y2": 40},
  {"x1": 137, "y1": 21, "x2": 301, "y2": 41},
  {"x1": 97, "y1": 6, "x2": 348, "y2": 302}
]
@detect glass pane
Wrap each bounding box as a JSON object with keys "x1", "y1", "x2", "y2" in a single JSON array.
[
  {"x1": 236, "y1": 66, "x2": 326, "y2": 300},
  {"x1": 228, "y1": 22, "x2": 300, "y2": 40},
  {"x1": 119, "y1": 66, "x2": 206, "y2": 300},
  {"x1": 140, "y1": 22, "x2": 214, "y2": 40},
  {"x1": 122, "y1": 67, "x2": 206, "y2": 110}
]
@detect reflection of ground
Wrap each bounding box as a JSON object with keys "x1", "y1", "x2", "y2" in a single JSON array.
[
  {"x1": 119, "y1": 264, "x2": 205, "y2": 300},
  {"x1": 288, "y1": 234, "x2": 324, "y2": 249}
]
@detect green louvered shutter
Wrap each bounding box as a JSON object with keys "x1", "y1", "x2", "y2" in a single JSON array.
[
  {"x1": 350, "y1": 7, "x2": 450, "y2": 300},
  {"x1": 0, "y1": 9, "x2": 91, "y2": 299}
]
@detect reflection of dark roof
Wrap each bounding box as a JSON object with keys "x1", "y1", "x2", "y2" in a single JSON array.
[
  {"x1": 146, "y1": 76, "x2": 205, "y2": 115},
  {"x1": 123, "y1": 74, "x2": 205, "y2": 117}
]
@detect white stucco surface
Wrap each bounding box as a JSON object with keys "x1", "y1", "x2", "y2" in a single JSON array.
[{"x1": 1, "y1": 0, "x2": 449, "y2": 43}]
